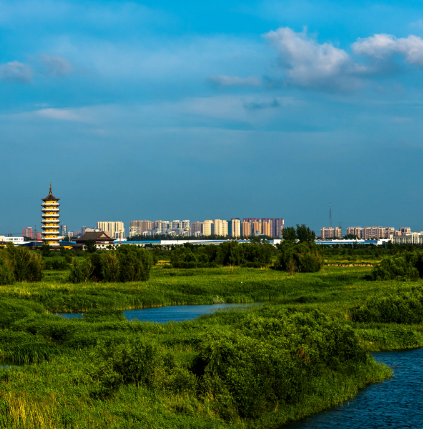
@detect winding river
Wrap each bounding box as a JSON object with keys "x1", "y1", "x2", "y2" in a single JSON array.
[{"x1": 58, "y1": 304, "x2": 423, "y2": 428}]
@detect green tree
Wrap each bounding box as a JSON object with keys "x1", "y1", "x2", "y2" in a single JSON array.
[
  {"x1": 85, "y1": 239, "x2": 97, "y2": 253},
  {"x1": 282, "y1": 227, "x2": 297, "y2": 242},
  {"x1": 41, "y1": 242, "x2": 51, "y2": 257},
  {"x1": 296, "y1": 224, "x2": 316, "y2": 243}
]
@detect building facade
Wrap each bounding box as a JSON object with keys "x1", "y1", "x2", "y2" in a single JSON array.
[
  {"x1": 241, "y1": 221, "x2": 251, "y2": 237},
  {"x1": 41, "y1": 184, "x2": 60, "y2": 246},
  {"x1": 97, "y1": 221, "x2": 125, "y2": 239},
  {"x1": 202, "y1": 220, "x2": 214, "y2": 236},
  {"x1": 229, "y1": 218, "x2": 241, "y2": 237},
  {"x1": 320, "y1": 227, "x2": 342, "y2": 239}
]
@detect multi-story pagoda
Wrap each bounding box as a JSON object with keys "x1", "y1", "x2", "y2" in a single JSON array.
[{"x1": 41, "y1": 184, "x2": 60, "y2": 246}]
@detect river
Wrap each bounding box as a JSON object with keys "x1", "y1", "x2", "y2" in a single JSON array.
[{"x1": 58, "y1": 304, "x2": 423, "y2": 428}]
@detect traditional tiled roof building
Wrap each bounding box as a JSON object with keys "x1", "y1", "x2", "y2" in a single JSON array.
[{"x1": 41, "y1": 184, "x2": 60, "y2": 246}]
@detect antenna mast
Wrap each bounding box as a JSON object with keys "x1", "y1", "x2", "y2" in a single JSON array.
[{"x1": 329, "y1": 204, "x2": 332, "y2": 228}]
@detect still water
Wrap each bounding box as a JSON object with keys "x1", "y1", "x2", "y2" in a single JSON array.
[
  {"x1": 58, "y1": 304, "x2": 423, "y2": 428},
  {"x1": 286, "y1": 347, "x2": 423, "y2": 429},
  {"x1": 58, "y1": 302, "x2": 262, "y2": 323}
]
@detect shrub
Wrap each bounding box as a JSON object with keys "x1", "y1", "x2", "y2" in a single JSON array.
[
  {"x1": 192, "y1": 308, "x2": 367, "y2": 420},
  {"x1": 89, "y1": 339, "x2": 169, "y2": 396},
  {"x1": 275, "y1": 242, "x2": 323, "y2": 273},
  {"x1": 353, "y1": 286, "x2": 423, "y2": 324},
  {"x1": 371, "y1": 252, "x2": 423, "y2": 281},
  {"x1": 68, "y1": 245, "x2": 153, "y2": 283},
  {"x1": 0, "y1": 244, "x2": 43, "y2": 283},
  {"x1": 0, "y1": 257, "x2": 15, "y2": 285}
]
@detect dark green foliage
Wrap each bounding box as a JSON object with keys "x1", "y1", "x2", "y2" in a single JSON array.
[
  {"x1": 282, "y1": 226, "x2": 297, "y2": 242},
  {"x1": 0, "y1": 257, "x2": 15, "y2": 285},
  {"x1": 192, "y1": 308, "x2": 367, "y2": 420},
  {"x1": 170, "y1": 242, "x2": 274, "y2": 269},
  {"x1": 68, "y1": 259, "x2": 91, "y2": 283},
  {"x1": 43, "y1": 257, "x2": 69, "y2": 270},
  {"x1": 296, "y1": 224, "x2": 316, "y2": 243},
  {"x1": 0, "y1": 244, "x2": 43, "y2": 284},
  {"x1": 85, "y1": 239, "x2": 97, "y2": 253},
  {"x1": 89, "y1": 339, "x2": 171, "y2": 396},
  {"x1": 68, "y1": 245, "x2": 153, "y2": 283},
  {"x1": 41, "y1": 242, "x2": 51, "y2": 257},
  {"x1": 371, "y1": 251, "x2": 423, "y2": 281},
  {"x1": 275, "y1": 242, "x2": 323, "y2": 273},
  {"x1": 353, "y1": 286, "x2": 423, "y2": 324},
  {"x1": 0, "y1": 299, "x2": 45, "y2": 329}
]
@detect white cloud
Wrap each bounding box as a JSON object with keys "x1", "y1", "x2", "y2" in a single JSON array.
[
  {"x1": 39, "y1": 54, "x2": 73, "y2": 77},
  {"x1": 0, "y1": 61, "x2": 32, "y2": 82},
  {"x1": 207, "y1": 75, "x2": 261, "y2": 87},
  {"x1": 263, "y1": 27, "x2": 365, "y2": 90},
  {"x1": 353, "y1": 34, "x2": 423, "y2": 67},
  {"x1": 35, "y1": 108, "x2": 86, "y2": 122}
]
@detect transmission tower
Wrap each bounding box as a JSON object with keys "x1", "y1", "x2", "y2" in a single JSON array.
[{"x1": 329, "y1": 204, "x2": 332, "y2": 228}]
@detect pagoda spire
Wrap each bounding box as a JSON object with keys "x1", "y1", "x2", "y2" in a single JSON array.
[{"x1": 49, "y1": 183, "x2": 52, "y2": 194}]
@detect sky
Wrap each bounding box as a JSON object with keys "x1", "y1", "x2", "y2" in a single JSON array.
[{"x1": 1, "y1": 0, "x2": 423, "y2": 235}]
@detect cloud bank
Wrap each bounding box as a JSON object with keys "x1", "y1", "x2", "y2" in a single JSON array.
[{"x1": 0, "y1": 61, "x2": 32, "y2": 82}]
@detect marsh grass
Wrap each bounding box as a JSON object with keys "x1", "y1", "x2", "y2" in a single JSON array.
[{"x1": 0, "y1": 264, "x2": 422, "y2": 428}]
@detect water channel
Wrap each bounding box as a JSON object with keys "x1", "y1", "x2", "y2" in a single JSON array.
[
  {"x1": 58, "y1": 304, "x2": 423, "y2": 428},
  {"x1": 58, "y1": 302, "x2": 263, "y2": 323}
]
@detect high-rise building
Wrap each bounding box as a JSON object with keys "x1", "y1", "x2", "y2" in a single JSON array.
[
  {"x1": 129, "y1": 220, "x2": 153, "y2": 237},
  {"x1": 41, "y1": 184, "x2": 60, "y2": 246},
  {"x1": 61, "y1": 225, "x2": 68, "y2": 237},
  {"x1": 320, "y1": 227, "x2": 341, "y2": 239},
  {"x1": 202, "y1": 220, "x2": 214, "y2": 236},
  {"x1": 191, "y1": 221, "x2": 203, "y2": 235},
  {"x1": 252, "y1": 221, "x2": 261, "y2": 235},
  {"x1": 272, "y1": 218, "x2": 284, "y2": 238},
  {"x1": 97, "y1": 221, "x2": 125, "y2": 239},
  {"x1": 262, "y1": 221, "x2": 271, "y2": 237},
  {"x1": 22, "y1": 227, "x2": 32, "y2": 238},
  {"x1": 213, "y1": 219, "x2": 228, "y2": 237},
  {"x1": 228, "y1": 218, "x2": 241, "y2": 238},
  {"x1": 241, "y1": 221, "x2": 251, "y2": 237}
]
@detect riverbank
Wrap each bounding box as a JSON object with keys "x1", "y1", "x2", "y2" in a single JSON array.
[{"x1": 1, "y1": 265, "x2": 422, "y2": 428}]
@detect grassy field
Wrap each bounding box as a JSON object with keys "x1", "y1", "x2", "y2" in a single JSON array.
[{"x1": 0, "y1": 264, "x2": 422, "y2": 428}]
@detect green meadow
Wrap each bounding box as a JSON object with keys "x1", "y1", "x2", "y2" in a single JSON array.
[{"x1": 1, "y1": 262, "x2": 423, "y2": 428}]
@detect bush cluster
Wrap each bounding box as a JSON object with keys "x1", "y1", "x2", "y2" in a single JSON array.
[
  {"x1": 353, "y1": 286, "x2": 423, "y2": 324},
  {"x1": 170, "y1": 242, "x2": 274, "y2": 269},
  {"x1": 86, "y1": 307, "x2": 368, "y2": 422},
  {"x1": 0, "y1": 244, "x2": 43, "y2": 285},
  {"x1": 69, "y1": 245, "x2": 153, "y2": 283},
  {"x1": 371, "y1": 251, "x2": 423, "y2": 281},
  {"x1": 274, "y1": 242, "x2": 324, "y2": 273}
]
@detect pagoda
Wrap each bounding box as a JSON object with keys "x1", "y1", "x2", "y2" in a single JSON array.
[{"x1": 41, "y1": 184, "x2": 60, "y2": 246}]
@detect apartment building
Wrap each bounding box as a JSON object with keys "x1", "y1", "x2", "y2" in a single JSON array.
[
  {"x1": 202, "y1": 220, "x2": 214, "y2": 236},
  {"x1": 262, "y1": 221, "x2": 271, "y2": 237},
  {"x1": 213, "y1": 219, "x2": 228, "y2": 237},
  {"x1": 241, "y1": 221, "x2": 251, "y2": 237},
  {"x1": 228, "y1": 218, "x2": 241, "y2": 238},
  {"x1": 320, "y1": 227, "x2": 342, "y2": 239},
  {"x1": 129, "y1": 220, "x2": 153, "y2": 237},
  {"x1": 97, "y1": 221, "x2": 125, "y2": 239},
  {"x1": 191, "y1": 221, "x2": 203, "y2": 236}
]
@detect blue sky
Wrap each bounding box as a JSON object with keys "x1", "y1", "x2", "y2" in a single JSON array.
[{"x1": 1, "y1": 0, "x2": 423, "y2": 234}]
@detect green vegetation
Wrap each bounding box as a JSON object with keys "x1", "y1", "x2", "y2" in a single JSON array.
[
  {"x1": 0, "y1": 243, "x2": 43, "y2": 285},
  {"x1": 371, "y1": 251, "x2": 423, "y2": 281},
  {"x1": 2, "y1": 248, "x2": 423, "y2": 428},
  {"x1": 275, "y1": 242, "x2": 323, "y2": 273},
  {"x1": 170, "y1": 242, "x2": 274, "y2": 269},
  {"x1": 68, "y1": 245, "x2": 154, "y2": 283}
]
